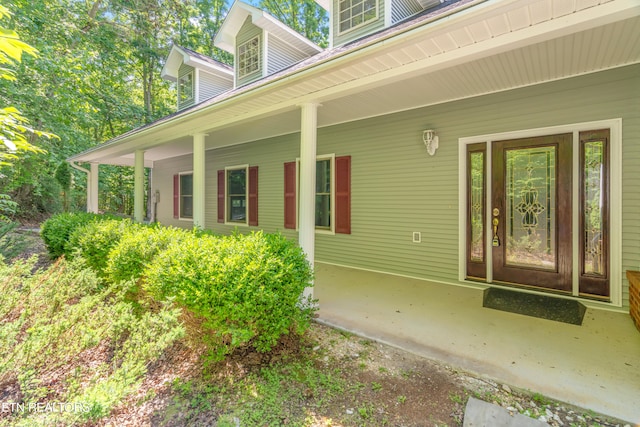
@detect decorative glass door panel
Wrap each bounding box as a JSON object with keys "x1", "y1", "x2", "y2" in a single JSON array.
[
  {"x1": 491, "y1": 134, "x2": 572, "y2": 292},
  {"x1": 579, "y1": 129, "x2": 610, "y2": 297},
  {"x1": 466, "y1": 143, "x2": 486, "y2": 279},
  {"x1": 505, "y1": 146, "x2": 556, "y2": 270}
]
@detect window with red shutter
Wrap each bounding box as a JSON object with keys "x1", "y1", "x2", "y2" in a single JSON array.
[
  {"x1": 173, "y1": 174, "x2": 179, "y2": 219},
  {"x1": 217, "y1": 170, "x2": 225, "y2": 223},
  {"x1": 248, "y1": 166, "x2": 258, "y2": 226},
  {"x1": 284, "y1": 156, "x2": 351, "y2": 234},
  {"x1": 335, "y1": 156, "x2": 351, "y2": 234},
  {"x1": 284, "y1": 162, "x2": 297, "y2": 229}
]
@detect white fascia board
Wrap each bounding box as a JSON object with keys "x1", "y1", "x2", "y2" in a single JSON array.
[
  {"x1": 253, "y1": 12, "x2": 323, "y2": 54},
  {"x1": 185, "y1": 57, "x2": 234, "y2": 78},
  {"x1": 314, "y1": 0, "x2": 329, "y2": 11},
  {"x1": 214, "y1": 1, "x2": 253, "y2": 52},
  {"x1": 160, "y1": 46, "x2": 184, "y2": 81}
]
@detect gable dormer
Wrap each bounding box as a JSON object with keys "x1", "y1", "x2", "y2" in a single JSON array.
[
  {"x1": 214, "y1": 1, "x2": 323, "y2": 88},
  {"x1": 326, "y1": 0, "x2": 448, "y2": 47},
  {"x1": 161, "y1": 45, "x2": 234, "y2": 111}
]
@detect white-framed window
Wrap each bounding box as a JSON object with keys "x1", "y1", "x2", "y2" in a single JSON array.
[
  {"x1": 339, "y1": 0, "x2": 378, "y2": 34},
  {"x1": 237, "y1": 36, "x2": 261, "y2": 78},
  {"x1": 226, "y1": 165, "x2": 248, "y2": 224},
  {"x1": 179, "y1": 172, "x2": 193, "y2": 219},
  {"x1": 178, "y1": 71, "x2": 194, "y2": 104},
  {"x1": 315, "y1": 157, "x2": 333, "y2": 230}
]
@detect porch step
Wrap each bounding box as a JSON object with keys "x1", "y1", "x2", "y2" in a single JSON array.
[{"x1": 482, "y1": 288, "x2": 586, "y2": 325}]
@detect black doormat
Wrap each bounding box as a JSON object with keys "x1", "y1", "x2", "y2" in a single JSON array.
[{"x1": 483, "y1": 288, "x2": 586, "y2": 325}]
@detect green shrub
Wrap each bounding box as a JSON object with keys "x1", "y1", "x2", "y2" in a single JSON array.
[
  {"x1": 68, "y1": 218, "x2": 140, "y2": 275},
  {"x1": 0, "y1": 256, "x2": 184, "y2": 425},
  {"x1": 105, "y1": 225, "x2": 192, "y2": 284},
  {"x1": 145, "y1": 231, "x2": 315, "y2": 359},
  {"x1": 41, "y1": 212, "x2": 110, "y2": 258}
]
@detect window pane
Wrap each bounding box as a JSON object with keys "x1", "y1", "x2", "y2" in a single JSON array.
[
  {"x1": 179, "y1": 73, "x2": 193, "y2": 103},
  {"x1": 469, "y1": 152, "x2": 484, "y2": 262},
  {"x1": 316, "y1": 160, "x2": 331, "y2": 193},
  {"x1": 505, "y1": 146, "x2": 556, "y2": 270},
  {"x1": 339, "y1": 0, "x2": 376, "y2": 32},
  {"x1": 181, "y1": 196, "x2": 193, "y2": 218},
  {"x1": 227, "y1": 169, "x2": 246, "y2": 223},
  {"x1": 583, "y1": 140, "x2": 605, "y2": 275},
  {"x1": 180, "y1": 174, "x2": 193, "y2": 196},
  {"x1": 238, "y1": 36, "x2": 260, "y2": 78},
  {"x1": 315, "y1": 195, "x2": 331, "y2": 228},
  {"x1": 228, "y1": 169, "x2": 246, "y2": 194}
]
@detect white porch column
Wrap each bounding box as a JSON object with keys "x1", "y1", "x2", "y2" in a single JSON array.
[
  {"x1": 134, "y1": 149, "x2": 145, "y2": 222},
  {"x1": 299, "y1": 103, "x2": 319, "y2": 300},
  {"x1": 88, "y1": 163, "x2": 99, "y2": 213},
  {"x1": 193, "y1": 133, "x2": 207, "y2": 229}
]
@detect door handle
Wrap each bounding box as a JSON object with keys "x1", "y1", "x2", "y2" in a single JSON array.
[{"x1": 492, "y1": 208, "x2": 500, "y2": 247}]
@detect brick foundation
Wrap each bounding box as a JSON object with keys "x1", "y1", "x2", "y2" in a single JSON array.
[{"x1": 627, "y1": 271, "x2": 640, "y2": 333}]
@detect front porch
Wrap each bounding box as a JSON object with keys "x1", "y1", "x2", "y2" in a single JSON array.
[{"x1": 314, "y1": 263, "x2": 640, "y2": 423}]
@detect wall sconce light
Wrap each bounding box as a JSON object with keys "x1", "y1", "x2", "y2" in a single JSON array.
[{"x1": 422, "y1": 129, "x2": 439, "y2": 156}]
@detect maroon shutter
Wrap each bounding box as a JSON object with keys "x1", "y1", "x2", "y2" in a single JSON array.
[
  {"x1": 284, "y1": 162, "x2": 297, "y2": 229},
  {"x1": 217, "y1": 170, "x2": 225, "y2": 223},
  {"x1": 335, "y1": 156, "x2": 351, "y2": 234},
  {"x1": 248, "y1": 166, "x2": 258, "y2": 226},
  {"x1": 173, "y1": 174, "x2": 179, "y2": 219}
]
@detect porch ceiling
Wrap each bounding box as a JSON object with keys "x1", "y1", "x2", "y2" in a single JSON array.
[{"x1": 70, "y1": 0, "x2": 640, "y2": 167}]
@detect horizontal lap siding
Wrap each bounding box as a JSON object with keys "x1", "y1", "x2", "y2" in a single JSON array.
[
  {"x1": 316, "y1": 65, "x2": 639, "y2": 308},
  {"x1": 151, "y1": 65, "x2": 638, "y2": 308},
  {"x1": 152, "y1": 154, "x2": 193, "y2": 227},
  {"x1": 198, "y1": 70, "x2": 232, "y2": 102},
  {"x1": 267, "y1": 35, "x2": 309, "y2": 75},
  {"x1": 391, "y1": 0, "x2": 422, "y2": 24}
]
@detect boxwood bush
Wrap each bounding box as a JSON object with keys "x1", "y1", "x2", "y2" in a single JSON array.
[
  {"x1": 68, "y1": 219, "x2": 141, "y2": 275},
  {"x1": 41, "y1": 212, "x2": 109, "y2": 259},
  {"x1": 105, "y1": 225, "x2": 193, "y2": 284},
  {"x1": 144, "y1": 231, "x2": 315, "y2": 358}
]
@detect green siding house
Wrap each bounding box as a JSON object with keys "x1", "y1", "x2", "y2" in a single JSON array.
[{"x1": 69, "y1": 0, "x2": 640, "y2": 420}]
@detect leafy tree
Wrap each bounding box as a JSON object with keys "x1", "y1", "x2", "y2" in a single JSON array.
[
  {"x1": 0, "y1": 4, "x2": 53, "y2": 167},
  {"x1": 259, "y1": 0, "x2": 329, "y2": 47}
]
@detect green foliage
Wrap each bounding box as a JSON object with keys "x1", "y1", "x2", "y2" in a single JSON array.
[
  {"x1": 0, "y1": 256, "x2": 184, "y2": 425},
  {"x1": 258, "y1": 0, "x2": 329, "y2": 47},
  {"x1": 105, "y1": 224, "x2": 192, "y2": 284},
  {"x1": 40, "y1": 212, "x2": 108, "y2": 258},
  {"x1": 145, "y1": 230, "x2": 315, "y2": 358},
  {"x1": 67, "y1": 218, "x2": 138, "y2": 274},
  {"x1": 0, "y1": 193, "x2": 17, "y2": 220},
  {"x1": 0, "y1": 220, "x2": 26, "y2": 259}
]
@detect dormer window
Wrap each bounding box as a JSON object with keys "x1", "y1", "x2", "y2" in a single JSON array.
[
  {"x1": 238, "y1": 36, "x2": 261, "y2": 78},
  {"x1": 178, "y1": 71, "x2": 194, "y2": 103},
  {"x1": 339, "y1": 0, "x2": 378, "y2": 33}
]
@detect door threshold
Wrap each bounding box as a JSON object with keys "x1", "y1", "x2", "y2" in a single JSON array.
[{"x1": 483, "y1": 287, "x2": 586, "y2": 325}]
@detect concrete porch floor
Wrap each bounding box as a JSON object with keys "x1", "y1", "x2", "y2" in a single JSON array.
[{"x1": 314, "y1": 263, "x2": 640, "y2": 424}]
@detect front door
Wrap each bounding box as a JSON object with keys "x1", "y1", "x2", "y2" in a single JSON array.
[
  {"x1": 465, "y1": 129, "x2": 611, "y2": 299},
  {"x1": 491, "y1": 134, "x2": 573, "y2": 292}
]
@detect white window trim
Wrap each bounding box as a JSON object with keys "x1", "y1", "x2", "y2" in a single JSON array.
[
  {"x1": 458, "y1": 119, "x2": 623, "y2": 308},
  {"x1": 237, "y1": 35, "x2": 262, "y2": 79},
  {"x1": 295, "y1": 154, "x2": 336, "y2": 235},
  {"x1": 178, "y1": 71, "x2": 194, "y2": 104},
  {"x1": 224, "y1": 164, "x2": 249, "y2": 227},
  {"x1": 178, "y1": 171, "x2": 194, "y2": 222},
  {"x1": 337, "y1": 0, "x2": 380, "y2": 36}
]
